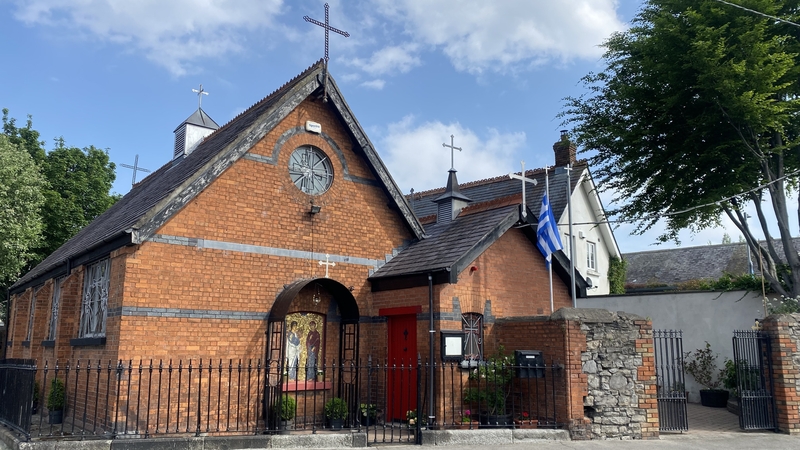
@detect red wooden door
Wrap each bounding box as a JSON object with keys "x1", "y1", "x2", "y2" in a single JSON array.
[{"x1": 387, "y1": 314, "x2": 417, "y2": 421}]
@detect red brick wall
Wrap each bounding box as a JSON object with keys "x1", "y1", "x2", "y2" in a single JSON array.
[{"x1": 762, "y1": 315, "x2": 800, "y2": 434}]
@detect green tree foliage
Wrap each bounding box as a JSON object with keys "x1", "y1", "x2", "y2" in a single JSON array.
[
  {"x1": 2, "y1": 110, "x2": 120, "y2": 266},
  {"x1": 0, "y1": 135, "x2": 47, "y2": 286},
  {"x1": 561, "y1": 0, "x2": 800, "y2": 298}
]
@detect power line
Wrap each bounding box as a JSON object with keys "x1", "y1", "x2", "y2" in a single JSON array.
[{"x1": 712, "y1": 0, "x2": 800, "y2": 28}]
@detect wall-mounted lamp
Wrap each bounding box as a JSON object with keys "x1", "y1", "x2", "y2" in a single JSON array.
[
  {"x1": 310, "y1": 203, "x2": 322, "y2": 214},
  {"x1": 313, "y1": 283, "x2": 322, "y2": 305}
]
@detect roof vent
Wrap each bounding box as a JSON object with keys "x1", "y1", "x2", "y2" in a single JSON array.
[{"x1": 173, "y1": 108, "x2": 220, "y2": 159}]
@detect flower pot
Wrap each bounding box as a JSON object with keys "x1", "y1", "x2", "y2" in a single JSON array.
[
  {"x1": 457, "y1": 420, "x2": 479, "y2": 429},
  {"x1": 479, "y1": 413, "x2": 512, "y2": 428},
  {"x1": 699, "y1": 389, "x2": 729, "y2": 408},
  {"x1": 514, "y1": 419, "x2": 538, "y2": 429},
  {"x1": 361, "y1": 415, "x2": 375, "y2": 427},
  {"x1": 48, "y1": 410, "x2": 63, "y2": 424},
  {"x1": 278, "y1": 419, "x2": 292, "y2": 434},
  {"x1": 316, "y1": 374, "x2": 324, "y2": 382},
  {"x1": 329, "y1": 418, "x2": 344, "y2": 430}
]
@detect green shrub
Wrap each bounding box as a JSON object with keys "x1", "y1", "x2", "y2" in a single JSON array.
[
  {"x1": 46, "y1": 378, "x2": 65, "y2": 411},
  {"x1": 324, "y1": 398, "x2": 348, "y2": 420},
  {"x1": 683, "y1": 342, "x2": 725, "y2": 390},
  {"x1": 277, "y1": 395, "x2": 296, "y2": 420}
]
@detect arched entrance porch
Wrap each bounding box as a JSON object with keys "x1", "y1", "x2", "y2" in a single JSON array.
[{"x1": 264, "y1": 278, "x2": 360, "y2": 431}]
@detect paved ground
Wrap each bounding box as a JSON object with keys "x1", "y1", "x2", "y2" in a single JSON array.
[{"x1": 3, "y1": 403, "x2": 799, "y2": 450}]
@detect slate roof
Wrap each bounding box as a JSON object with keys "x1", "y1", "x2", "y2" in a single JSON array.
[
  {"x1": 175, "y1": 108, "x2": 220, "y2": 131},
  {"x1": 409, "y1": 162, "x2": 588, "y2": 223},
  {"x1": 370, "y1": 204, "x2": 520, "y2": 280},
  {"x1": 623, "y1": 238, "x2": 800, "y2": 285},
  {"x1": 11, "y1": 60, "x2": 423, "y2": 293}
]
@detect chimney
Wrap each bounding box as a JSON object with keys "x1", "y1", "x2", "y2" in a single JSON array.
[
  {"x1": 433, "y1": 169, "x2": 472, "y2": 225},
  {"x1": 553, "y1": 130, "x2": 577, "y2": 167},
  {"x1": 173, "y1": 108, "x2": 220, "y2": 159}
]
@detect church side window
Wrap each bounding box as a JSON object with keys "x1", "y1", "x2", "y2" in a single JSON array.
[
  {"x1": 48, "y1": 277, "x2": 65, "y2": 341},
  {"x1": 79, "y1": 259, "x2": 110, "y2": 338},
  {"x1": 462, "y1": 313, "x2": 483, "y2": 361},
  {"x1": 26, "y1": 288, "x2": 40, "y2": 342}
]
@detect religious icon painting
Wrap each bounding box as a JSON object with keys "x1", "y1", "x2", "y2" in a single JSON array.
[{"x1": 285, "y1": 312, "x2": 325, "y2": 381}]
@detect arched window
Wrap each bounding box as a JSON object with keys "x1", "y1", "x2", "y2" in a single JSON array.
[{"x1": 462, "y1": 313, "x2": 483, "y2": 361}]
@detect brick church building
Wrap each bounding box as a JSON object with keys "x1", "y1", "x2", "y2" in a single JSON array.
[{"x1": 3, "y1": 60, "x2": 595, "y2": 434}]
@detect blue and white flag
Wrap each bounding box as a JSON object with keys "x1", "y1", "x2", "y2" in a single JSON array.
[{"x1": 537, "y1": 193, "x2": 563, "y2": 269}]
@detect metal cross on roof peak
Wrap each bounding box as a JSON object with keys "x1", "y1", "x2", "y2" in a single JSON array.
[
  {"x1": 304, "y1": 3, "x2": 349, "y2": 102},
  {"x1": 442, "y1": 134, "x2": 462, "y2": 171},
  {"x1": 120, "y1": 154, "x2": 151, "y2": 187},
  {"x1": 304, "y1": 3, "x2": 350, "y2": 67},
  {"x1": 508, "y1": 160, "x2": 537, "y2": 218},
  {"x1": 192, "y1": 84, "x2": 209, "y2": 109}
]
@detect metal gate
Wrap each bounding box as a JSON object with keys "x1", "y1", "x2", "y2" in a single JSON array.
[
  {"x1": 732, "y1": 330, "x2": 777, "y2": 431},
  {"x1": 653, "y1": 330, "x2": 688, "y2": 432}
]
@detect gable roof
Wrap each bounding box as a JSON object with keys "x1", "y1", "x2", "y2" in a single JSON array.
[
  {"x1": 11, "y1": 60, "x2": 425, "y2": 294},
  {"x1": 409, "y1": 162, "x2": 588, "y2": 225},
  {"x1": 369, "y1": 200, "x2": 588, "y2": 296},
  {"x1": 623, "y1": 238, "x2": 800, "y2": 286}
]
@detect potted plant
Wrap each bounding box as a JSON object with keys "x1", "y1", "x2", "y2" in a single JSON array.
[
  {"x1": 513, "y1": 411, "x2": 537, "y2": 429},
  {"x1": 359, "y1": 403, "x2": 377, "y2": 426},
  {"x1": 463, "y1": 346, "x2": 513, "y2": 427},
  {"x1": 683, "y1": 342, "x2": 728, "y2": 407},
  {"x1": 316, "y1": 369, "x2": 325, "y2": 382},
  {"x1": 457, "y1": 409, "x2": 478, "y2": 429},
  {"x1": 32, "y1": 382, "x2": 40, "y2": 415},
  {"x1": 276, "y1": 395, "x2": 296, "y2": 433},
  {"x1": 324, "y1": 397, "x2": 348, "y2": 430},
  {"x1": 46, "y1": 378, "x2": 66, "y2": 424}
]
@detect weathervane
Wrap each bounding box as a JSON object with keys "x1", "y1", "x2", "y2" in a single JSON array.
[
  {"x1": 304, "y1": 3, "x2": 349, "y2": 101},
  {"x1": 192, "y1": 84, "x2": 208, "y2": 108},
  {"x1": 120, "y1": 154, "x2": 151, "y2": 186},
  {"x1": 442, "y1": 135, "x2": 462, "y2": 171}
]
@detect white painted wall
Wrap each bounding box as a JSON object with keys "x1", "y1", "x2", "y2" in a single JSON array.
[
  {"x1": 558, "y1": 170, "x2": 620, "y2": 295},
  {"x1": 578, "y1": 291, "x2": 767, "y2": 403}
]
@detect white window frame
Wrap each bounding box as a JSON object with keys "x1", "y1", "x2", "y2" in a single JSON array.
[
  {"x1": 587, "y1": 241, "x2": 597, "y2": 271},
  {"x1": 48, "y1": 277, "x2": 65, "y2": 341},
  {"x1": 79, "y1": 259, "x2": 110, "y2": 338}
]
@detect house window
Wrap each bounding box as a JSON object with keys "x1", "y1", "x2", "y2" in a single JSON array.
[
  {"x1": 462, "y1": 313, "x2": 483, "y2": 361},
  {"x1": 587, "y1": 241, "x2": 597, "y2": 271},
  {"x1": 48, "y1": 277, "x2": 65, "y2": 341},
  {"x1": 79, "y1": 259, "x2": 110, "y2": 338}
]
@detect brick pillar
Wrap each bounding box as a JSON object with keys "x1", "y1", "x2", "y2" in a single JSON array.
[
  {"x1": 762, "y1": 315, "x2": 800, "y2": 434},
  {"x1": 635, "y1": 318, "x2": 659, "y2": 439}
]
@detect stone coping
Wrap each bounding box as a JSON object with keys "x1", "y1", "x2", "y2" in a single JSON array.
[{"x1": 0, "y1": 426, "x2": 570, "y2": 450}]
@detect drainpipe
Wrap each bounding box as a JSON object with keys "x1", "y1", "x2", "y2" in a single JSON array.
[{"x1": 428, "y1": 273, "x2": 435, "y2": 428}]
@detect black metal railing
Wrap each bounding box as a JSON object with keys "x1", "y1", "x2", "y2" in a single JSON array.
[
  {"x1": 0, "y1": 356, "x2": 565, "y2": 442},
  {"x1": 732, "y1": 330, "x2": 777, "y2": 431},
  {"x1": 653, "y1": 330, "x2": 688, "y2": 432},
  {"x1": 0, "y1": 359, "x2": 36, "y2": 440}
]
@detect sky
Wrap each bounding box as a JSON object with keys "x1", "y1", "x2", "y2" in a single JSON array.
[{"x1": 1, "y1": 0, "x2": 795, "y2": 253}]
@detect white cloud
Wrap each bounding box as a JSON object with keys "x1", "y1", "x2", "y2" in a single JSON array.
[
  {"x1": 377, "y1": 115, "x2": 526, "y2": 193},
  {"x1": 360, "y1": 79, "x2": 386, "y2": 90},
  {"x1": 371, "y1": 0, "x2": 626, "y2": 74},
  {"x1": 12, "y1": 0, "x2": 284, "y2": 76},
  {"x1": 349, "y1": 44, "x2": 421, "y2": 76}
]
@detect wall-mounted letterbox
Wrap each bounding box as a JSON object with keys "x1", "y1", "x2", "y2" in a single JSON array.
[{"x1": 514, "y1": 350, "x2": 544, "y2": 379}]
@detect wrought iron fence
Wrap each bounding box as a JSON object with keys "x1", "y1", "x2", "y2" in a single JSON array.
[
  {"x1": 653, "y1": 330, "x2": 688, "y2": 432},
  {"x1": 0, "y1": 359, "x2": 36, "y2": 439},
  {"x1": 732, "y1": 330, "x2": 777, "y2": 431},
  {"x1": 0, "y1": 356, "x2": 564, "y2": 442}
]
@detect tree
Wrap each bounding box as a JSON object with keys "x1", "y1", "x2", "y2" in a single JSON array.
[
  {"x1": 561, "y1": 0, "x2": 800, "y2": 298},
  {"x1": 0, "y1": 135, "x2": 47, "y2": 286},
  {"x1": 1, "y1": 110, "x2": 120, "y2": 267}
]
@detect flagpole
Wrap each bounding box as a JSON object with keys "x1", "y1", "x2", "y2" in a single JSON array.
[
  {"x1": 567, "y1": 164, "x2": 576, "y2": 307},
  {"x1": 545, "y1": 167, "x2": 553, "y2": 313}
]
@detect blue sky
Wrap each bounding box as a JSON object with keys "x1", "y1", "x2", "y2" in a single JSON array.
[{"x1": 1, "y1": 0, "x2": 790, "y2": 253}]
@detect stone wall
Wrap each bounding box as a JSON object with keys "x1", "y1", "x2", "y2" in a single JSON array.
[{"x1": 552, "y1": 309, "x2": 658, "y2": 440}]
